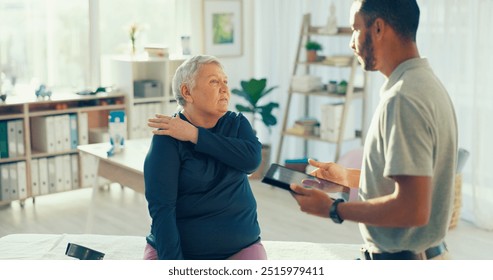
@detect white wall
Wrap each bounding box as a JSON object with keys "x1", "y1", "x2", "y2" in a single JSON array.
[
  {"x1": 184, "y1": 1, "x2": 383, "y2": 163},
  {"x1": 187, "y1": 0, "x2": 255, "y2": 100}
]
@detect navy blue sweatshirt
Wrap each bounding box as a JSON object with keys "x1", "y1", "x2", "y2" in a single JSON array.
[{"x1": 144, "y1": 111, "x2": 262, "y2": 259}]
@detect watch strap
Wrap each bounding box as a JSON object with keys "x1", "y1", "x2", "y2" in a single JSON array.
[{"x1": 329, "y1": 198, "x2": 345, "y2": 224}]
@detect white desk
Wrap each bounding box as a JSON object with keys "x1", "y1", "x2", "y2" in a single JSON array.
[{"x1": 77, "y1": 138, "x2": 150, "y2": 194}]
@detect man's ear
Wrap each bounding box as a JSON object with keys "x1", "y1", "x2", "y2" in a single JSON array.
[
  {"x1": 373, "y1": 18, "x2": 385, "y2": 39},
  {"x1": 181, "y1": 84, "x2": 193, "y2": 103}
]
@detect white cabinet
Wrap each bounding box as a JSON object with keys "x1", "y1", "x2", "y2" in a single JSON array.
[{"x1": 102, "y1": 55, "x2": 187, "y2": 139}]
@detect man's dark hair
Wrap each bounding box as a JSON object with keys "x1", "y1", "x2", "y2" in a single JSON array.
[{"x1": 356, "y1": 0, "x2": 420, "y2": 42}]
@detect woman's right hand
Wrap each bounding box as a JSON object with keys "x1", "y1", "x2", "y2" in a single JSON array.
[{"x1": 148, "y1": 114, "x2": 198, "y2": 143}]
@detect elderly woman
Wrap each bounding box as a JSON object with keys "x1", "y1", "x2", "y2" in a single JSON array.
[{"x1": 143, "y1": 55, "x2": 267, "y2": 260}]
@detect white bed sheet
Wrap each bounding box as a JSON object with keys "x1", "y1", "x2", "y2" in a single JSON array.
[{"x1": 0, "y1": 234, "x2": 362, "y2": 260}]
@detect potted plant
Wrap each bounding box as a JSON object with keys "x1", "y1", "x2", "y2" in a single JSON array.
[
  {"x1": 232, "y1": 78, "x2": 279, "y2": 133},
  {"x1": 232, "y1": 78, "x2": 279, "y2": 179},
  {"x1": 305, "y1": 40, "x2": 322, "y2": 62}
]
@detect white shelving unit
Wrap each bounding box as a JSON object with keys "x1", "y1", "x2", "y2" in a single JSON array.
[
  {"x1": 0, "y1": 92, "x2": 126, "y2": 206},
  {"x1": 102, "y1": 55, "x2": 187, "y2": 139},
  {"x1": 276, "y1": 13, "x2": 368, "y2": 163}
]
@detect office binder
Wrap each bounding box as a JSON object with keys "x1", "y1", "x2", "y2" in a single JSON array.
[
  {"x1": 17, "y1": 161, "x2": 27, "y2": 199},
  {"x1": 47, "y1": 157, "x2": 57, "y2": 193},
  {"x1": 53, "y1": 115, "x2": 64, "y2": 152},
  {"x1": 70, "y1": 154, "x2": 79, "y2": 189},
  {"x1": 9, "y1": 163, "x2": 18, "y2": 200},
  {"x1": 0, "y1": 121, "x2": 9, "y2": 158},
  {"x1": 62, "y1": 155, "x2": 72, "y2": 191},
  {"x1": 30, "y1": 158, "x2": 40, "y2": 196},
  {"x1": 54, "y1": 156, "x2": 64, "y2": 192},
  {"x1": 61, "y1": 114, "x2": 71, "y2": 151},
  {"x1": 69, "y1": 114, "x2": 79, "y2": 150},
  {"x1": 1, "y1": 164, "x2": 10, "y2": 201},
  {"x1": 80, "y1": 153, "x2": 98, "y2": 188},
  {"x1": 79, "y1": 112, "x2": 89, "y2": 145},
  {"x1": 7, "y1": 120, "x2": 17, "y2": 157},
  {"x1": 38, "y1": 157, "x2": 49, "y2": 195},
  {"x1": 15, "y1": 120, "x2": 25, "y2": 156}
]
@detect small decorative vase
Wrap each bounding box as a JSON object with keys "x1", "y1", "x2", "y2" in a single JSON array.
[{"x1": 307, "y1": 50, "x2": 317, "y2": 62}]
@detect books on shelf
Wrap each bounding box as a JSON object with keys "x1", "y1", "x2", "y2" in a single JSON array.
[
  {"x1": 0, "y1": 93, "x2": 126, "y2": 203},
  {"x1": 31, "y1": 114, "x2": 81, "y2": 153},
  {"x1": 286, "y1": 117, "x2": 320, "y2": 136},
  {"x1": 0, "y1": 161, "x2": 28, "y2": 201},
  {"x1": 0, "y1": 120, "x2": 25, "y2": 158}
]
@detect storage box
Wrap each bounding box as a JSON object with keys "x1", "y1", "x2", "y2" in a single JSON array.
[
  {"x1": 319, "y1": 103, "x2": 355, "y2": 141},
  {"x1": 88, "y1": 127, "x2": 109, "y2": 143},
  {"x1": 133, "y1": 80, "x2": 162, "y2": 98},
  {"x1": 291, "y1": 75, "x2": 322, "y2": 92}
]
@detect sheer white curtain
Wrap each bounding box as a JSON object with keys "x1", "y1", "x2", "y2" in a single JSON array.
[
  {"x1": 417, "y1": 0, "x2": 493, "y2": 230},
  {"x1": 254, "y1": 0, "x2": 493, "y2": 230}
]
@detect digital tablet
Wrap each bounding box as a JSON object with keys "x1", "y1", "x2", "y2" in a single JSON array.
[{"x1": 262, "y1": 163, "x2": 350, "y2": 201}]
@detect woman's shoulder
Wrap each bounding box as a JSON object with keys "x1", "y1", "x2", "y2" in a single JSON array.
[
  {"x1": 150, "y1": 133, "x2": 179, "y2": 147},
  {"x1": 218, "y1": 111, "x2": 251, "y2": 127},
  {"x1": 223, "y1": 111, "x2": 248, "y2": 121}
]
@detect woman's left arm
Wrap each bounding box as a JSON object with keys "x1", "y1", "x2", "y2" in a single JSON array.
[
  {"x1": 144, "y1": 136, "x2": 184, "y2": 259},
  {"x1": 195, "y1": 115, "x2": 261, "y2": 173},
  {"x1": 148, "y1": 113, "x2": 261, "y2": 173}
]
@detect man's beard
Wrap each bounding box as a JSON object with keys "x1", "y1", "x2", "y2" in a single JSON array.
[{"x1": 361, "y1": 30, "x2": 376, "y2": 71}]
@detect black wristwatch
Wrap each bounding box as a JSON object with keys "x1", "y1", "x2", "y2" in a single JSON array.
[{"x1": 329, "y1": 198, "x2": 345, "y2": 224}]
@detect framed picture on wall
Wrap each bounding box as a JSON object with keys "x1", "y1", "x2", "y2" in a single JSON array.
[{"x1": 203, "y1": 0, "x2": 243, "y2": 57}]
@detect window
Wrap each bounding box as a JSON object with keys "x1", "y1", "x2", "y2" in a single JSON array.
[
  {"x1": 0, "y1": 0, "x2": 191, "y2": 97},
  {"x1": 99, "y1": 0, "x2": 183, "y2": 56},
  {"x1": 0, "y1": 0, "x2": 89, "y2": 95}
]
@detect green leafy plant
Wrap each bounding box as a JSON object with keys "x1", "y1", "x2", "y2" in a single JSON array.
[
  {"x1": 231, "y1": 78, "x2": 279, "y2": 133},
  {"x1": 305, "y1": 40, "x2": 322, "y2": 51}
]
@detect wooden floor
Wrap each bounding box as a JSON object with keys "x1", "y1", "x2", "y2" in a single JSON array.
[{"x1": 0, "y1": 180, "x2": 492, "y2": 260}]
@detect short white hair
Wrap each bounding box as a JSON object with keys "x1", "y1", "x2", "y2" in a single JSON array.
[{"x1": 172, "y1": 55, "x2": 223, "y2": 106}]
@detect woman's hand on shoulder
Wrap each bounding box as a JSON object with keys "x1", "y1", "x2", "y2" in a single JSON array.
[{"x1": 148, "y1": 114, "x2": 198, "y2": 143}]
